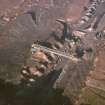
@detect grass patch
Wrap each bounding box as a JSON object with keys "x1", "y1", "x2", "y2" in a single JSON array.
[
  {"x1": 80, "y1": 87, "x2": 105, "y2": 105},
  {"x1": 0, "y1": 64, "x2": 21, "y2": 84}
]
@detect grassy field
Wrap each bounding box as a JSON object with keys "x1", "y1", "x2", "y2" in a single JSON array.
[
  {"x1": 0, "y1": 64, "x2": 21, "y2": 84},
  {"x1": 79, "y1": 87, "x2": 105, "y2": 105}
]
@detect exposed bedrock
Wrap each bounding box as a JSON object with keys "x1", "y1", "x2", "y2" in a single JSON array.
[
  {"x1": 0, "y1": 1, "x2": 71, "y2": 83},
  {"x1": 0, "y1": 0, "x2": 105, "y2": 105}
]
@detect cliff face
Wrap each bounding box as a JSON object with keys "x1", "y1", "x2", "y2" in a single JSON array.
[
  {"x1": 0, "y1": 0, "x2": 72, "y2": 82},
  {"x1": 0, "y1": 0, "x2": 88, "y2": 84},
  {"x1": 0, "y1": 0, "x2": 105, "y2": 105},
  {"x1": 0, "y1": 0, "x2": 88, "y2": 105}
]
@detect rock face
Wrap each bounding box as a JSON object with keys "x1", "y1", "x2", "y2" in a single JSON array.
[
  {"x1": 54, "y1": 60, "x2": 93, "y2": 101},
  {"x1": 1, "y1": 0, "x2": 105, "y2": 105},
  {"x1": 0, "y1": 0, "x2": 73, "y2": 82},
  {"x1": 0, "y1": 0, "x2": 87, "y2": 82}
]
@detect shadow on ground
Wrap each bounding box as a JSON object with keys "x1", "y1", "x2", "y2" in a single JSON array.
[{"x1": 0, "y1": 69, "x2": 72, "y2": 105}]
